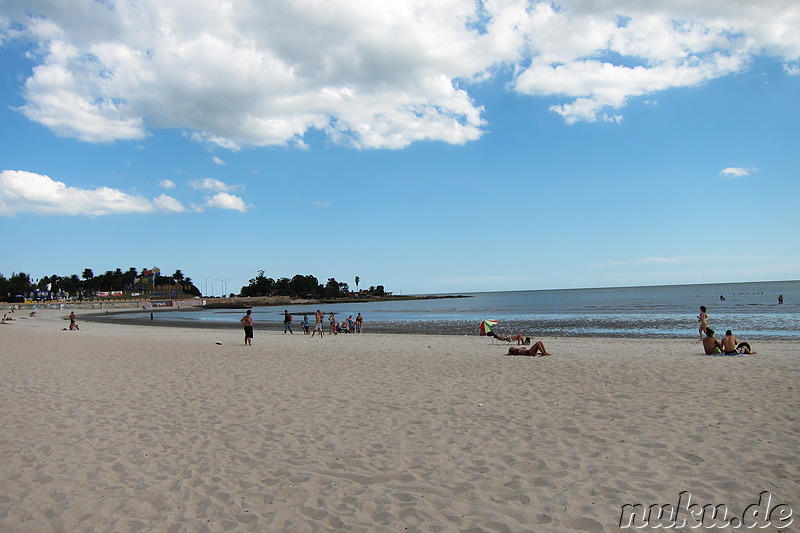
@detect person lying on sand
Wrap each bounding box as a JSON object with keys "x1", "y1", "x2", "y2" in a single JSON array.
[
  {"x1": 722, "y1": 330, "x2": 756, "y2": 355},
  {"x1": 506, "y1": 341, "x2": 550, "y2": 356},
  {"x1": 492, "y1": 333, "x2": 530, "y2": 345}
]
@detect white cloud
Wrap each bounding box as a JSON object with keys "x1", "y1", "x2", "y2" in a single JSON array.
[
  {"x1": 188, "y1": 178, "x2": 235, "y2": 192},
  {"x1": 152, "y1": 193, "x2": 185, "y2": 213},
  {"x1": 159, "y1": 179, "x2": 176, "y2": 189},
  {"x1": 719, "y1": 167, "x2": 758, "y2": 177},
  {"x1": 0, "y1": 170, "x2": 184, "y2": 216},
  {"x1": 203, "y1": 192, "x2": 249, "y2": 212},
  {"x1": 212, "y1": 156, "x2": 226, "y2": 165},
  {"x1": 2, "y1": 0, "x2": 798, "y2": 143},
  {"x1": 312, "y1": 200, "x2": 331, "y2": 208}
]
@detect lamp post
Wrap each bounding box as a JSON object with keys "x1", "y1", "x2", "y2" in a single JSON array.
[{"x1": 218, "y1": 279, "x2": 229, "y2": 298}]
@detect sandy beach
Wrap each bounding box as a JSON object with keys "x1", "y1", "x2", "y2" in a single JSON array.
[{"x1": 1, "y1": 309, "x2": 797, "y2": 532}]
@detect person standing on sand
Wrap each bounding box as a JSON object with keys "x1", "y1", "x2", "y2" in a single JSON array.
[
  {"x1": 283, "y1": 309, "x2": 293, "y2": 335},
  {"x1": 301, "y1": 314, "x2": 310, "y2": 334},
  {"x1": 355, "y1": 312, "x2": 363, "y2": 333},
  {"x1": 240, "y1": 309, "x2": 253, "y2": 346},
  {"x1": 697, "y1": 306, "x2": 708, "y2": 341},
  {"x1": 312, "y1": 309, "x2": 324, "y2": 337}
]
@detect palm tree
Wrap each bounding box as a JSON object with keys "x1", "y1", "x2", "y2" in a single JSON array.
[
  {"x1": 355, "y1": 276, "x2": 360, "y2": 293},
  {"x1": 81, "y1": 268, "x2": 94, "y2": 295}
]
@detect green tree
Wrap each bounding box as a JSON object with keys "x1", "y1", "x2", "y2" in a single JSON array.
[
  {"x1": 0, "y1": 273, "x2": 9, "y2": 301},
  {"x1": 182, "y1": 277, "x2": 201, "y2": 297},
  {"x1": 355, "y1": 276, "x2": 360, "y2": 293},
  {"x1": 322, "y1": 278, "x2": 349, "y2": 298},
  {"x1": 240, "y1": 270, "x2": 275, "y2": 297},
  {"x1": 122, "y1": 267, "x2": 138, "y2": 289},
  {"x1": 274, "y1": 277, "x2": 291, "y2": 295},
  {"x1": 9, "y1": 272, "x2": 33, "y2": 299},
  {"x1": 66, "y1": 274, "x2": 81, "y2": 298},
  {"x1": 290, "y1": 274, "x2": 319, "y2": 298},
  {"x1": 81, "y1": 268, "x2": 95, "y2": 294}
]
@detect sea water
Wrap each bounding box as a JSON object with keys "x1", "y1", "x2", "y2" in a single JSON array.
[{"x1": 109, "y1": 280, "x2": 799, "y2": 339}]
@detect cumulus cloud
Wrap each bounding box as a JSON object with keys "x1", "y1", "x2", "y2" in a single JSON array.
[
  {"x1": 212, "y1": 156, "x2": 226, "y2": 165},
  {"x1": 1, "y1": 0, "x2": 798, "y2": 145},
  {"x1": 152, "y1": 194, "x2": 185, "y2": 213},
  {"x1": 0, "y1": 170, "x2": 184, "y2": 216},
  {"x1": 188, "y1": 178, "x2": 235, "y2": 192},
  {"x1": 203, "y1": 192, "x2": 249, "y2": 212},
  {"x1": 159, "y1": 179, "x2": 176, "y2": 189},
  {"x1": 719, "y1": 167, "x2": 758, "y2": 177}
]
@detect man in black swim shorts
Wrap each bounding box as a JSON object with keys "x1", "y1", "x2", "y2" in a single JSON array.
[{"x1": 241, "y1": 309, "x2": 254, "y2": 346}]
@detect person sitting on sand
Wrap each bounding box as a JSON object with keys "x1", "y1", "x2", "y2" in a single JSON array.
[
  {"x1": 721, "y1": 330, "x2": 756, "y2": 355},
  {"x1": 506, "y1": 340, "x2": 550, "y2": 356},
  {"x1": 702, "y1": 327, "x2": 721, "y2": 354}
]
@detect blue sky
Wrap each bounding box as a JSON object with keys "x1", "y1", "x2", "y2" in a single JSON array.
[{"x1": 1, "y1": 0, "x2": 798, "y2": 295}]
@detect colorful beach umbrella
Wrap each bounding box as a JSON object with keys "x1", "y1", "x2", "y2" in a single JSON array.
[{"x1": 479, "y1": 320, "x2": 498, "y2": 336}]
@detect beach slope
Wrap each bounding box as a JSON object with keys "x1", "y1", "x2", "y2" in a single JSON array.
[{"x1": 1, "y1": 310, "x2": 797, "y2": 532}]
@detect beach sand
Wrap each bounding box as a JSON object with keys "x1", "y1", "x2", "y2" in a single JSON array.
[{"x1": 1, "y1": 310, "x2": 797, "y2": 532}]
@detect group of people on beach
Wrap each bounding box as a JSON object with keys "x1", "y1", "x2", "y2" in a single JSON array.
[
  {"x1": 233, "y1": 303, "x2": 765, "y2": 354},
  {"x1": 698, "y1": 306, "x2": 755, "y2": 355},
  {"x1": 239, "y1": 309, "x2": 365, "y2": 345}
]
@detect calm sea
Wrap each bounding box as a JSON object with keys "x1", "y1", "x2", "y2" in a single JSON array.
[{"x1": 107, "y1": 280, "x2": 799, "y2": 339}]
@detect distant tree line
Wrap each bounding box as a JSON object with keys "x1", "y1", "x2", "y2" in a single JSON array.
[
  {"x1": 240, "y1": 271, "x2": 385, "y2": 299},
  {"x1": 0, "y1": 267, "x2": 201, "y2": 302}
]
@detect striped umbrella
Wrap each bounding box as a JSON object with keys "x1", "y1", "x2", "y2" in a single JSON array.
[{"x1": 479, "y1": 319, "x2": 498, "y2": 336}]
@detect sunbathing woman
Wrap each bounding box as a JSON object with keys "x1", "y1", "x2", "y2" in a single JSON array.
[
  {"x1": 492, "y1": 333, "x2": 530, "y2": 345},
  {"x1": 506, "y1": 340, "x2": 550, "y2": 356}
]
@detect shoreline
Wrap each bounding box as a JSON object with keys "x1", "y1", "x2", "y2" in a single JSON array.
[{"x1": 78, "y1": 307, "x2": 796, "y2": 340}]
